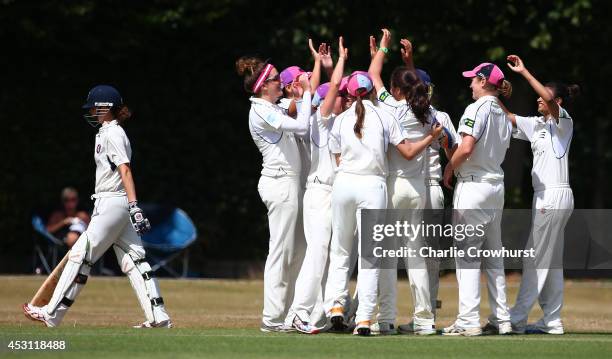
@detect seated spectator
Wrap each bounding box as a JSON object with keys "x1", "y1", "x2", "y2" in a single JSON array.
[{"x1": 46, "y1": 187, "x2": 90, "y2": 248}]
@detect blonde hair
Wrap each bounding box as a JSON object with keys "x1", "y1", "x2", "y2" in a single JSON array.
[
  {"x1": 498, "y1": 80, "x2": 512, "y2": 98},
  {"x1": 484, "y1": 79, "x2": 512, "y2": 98}
]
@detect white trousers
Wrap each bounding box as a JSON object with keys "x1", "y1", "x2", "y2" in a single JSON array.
[
  {"x1": 453, "y1": 180, "x2": 510, "y2": 328},
  {"x1": 258, "y1": 175, "x2": 305, "y2": 327},
  {"x1": 378, "y1": 175, "x2": 434, "y2": 327},
  {"x1": 324, "y1": 173, "x2": 386, "y2": 324},
  {"x1": 45, "y1": 195, "x2": 169, "y2": 325},
  {"x1": 424, "y1": 181, "x2": 445, "y2": 314},
  {"x1": 511, "y1": 188, "x2": 573, "y2": 330},
  {"x1": 286, "y1": 183, "x2": 333, "y2": 327}
]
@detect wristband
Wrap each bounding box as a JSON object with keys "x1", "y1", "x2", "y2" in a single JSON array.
[{"x1": 379, "y1": 47, "x2": 389, "y2": 54}]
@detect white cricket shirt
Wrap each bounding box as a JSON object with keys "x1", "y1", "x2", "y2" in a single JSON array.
[
  {"x1": 376, "y1": 87, "x2": 431, "y2": 178},
  {"x1": 306, "y1": 110, "x2": 337, "y2": 186},
  {"x1": 94, "y1": 120, "x2": 131, "y2": 194},
  {"x1": 249, "y1": 97, "x2": 302, "y2": 177},
  {"x1": 513, "y1": 107, "x2": 573, "y2": 191},
  {"x1": 329, "y1": 100, "x2": 407, "y2": 177},
  {"x1": 455, "y1": 95, "x2": 512, "y2": 181}
]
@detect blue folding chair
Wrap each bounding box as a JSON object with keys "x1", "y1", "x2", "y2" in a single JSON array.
[
  {"x1": 140, "y1": 207, "x2": 197, "y2": 277},
  {"x1": 31, "y1": 215, "x2": 64, "y2": 274}
]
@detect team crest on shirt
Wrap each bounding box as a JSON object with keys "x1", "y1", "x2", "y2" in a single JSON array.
[
  {"x1": 379, "y1": 91, "x2": 391, "y2": 102},
  {"x1": 96, "y1": 144, "x2": 101, "y2": 153},
  {"x1": 464, "y1": 119, "x2": 475, "y2": 128}
]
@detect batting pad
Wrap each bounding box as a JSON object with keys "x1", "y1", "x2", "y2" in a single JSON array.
[
  {"x1": 114, "y1": 245, "x2": 169, "y2": 324},
  {"x1": 47, "y1": 234, "x2": 91, "y2": 314}
]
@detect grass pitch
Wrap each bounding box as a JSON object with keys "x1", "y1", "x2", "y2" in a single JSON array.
[{"x1": 1, "y1": 275, "x2": 611, "y2": 358}]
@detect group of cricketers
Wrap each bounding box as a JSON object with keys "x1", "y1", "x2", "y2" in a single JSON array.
[
  {"x1": 238, "y1": 29, "x2": 579, "y2": 336},
  {"x1": 21, "y1": 28, "x2": 578, "y2": 337}
]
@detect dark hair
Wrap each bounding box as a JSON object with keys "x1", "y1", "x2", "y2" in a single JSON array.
[
  {"x1": 112, "y1": 105, "x2": 131, "y2": 123},
  {"x1": 354, "y1": 96, "x2": 365, "y2": 139},
  {"x1": 389, "y1": 67, "x2": 430, "y2": 125},
  {"x1": 545, "y1": 82, "x2": 581, "y2": 108},
  {"x1": 235, "y1": 56, "x2": 266, "y2": 94}
]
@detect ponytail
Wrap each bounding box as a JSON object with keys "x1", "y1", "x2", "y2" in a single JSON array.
[
  {"x1": 390, "y1": 67, "x2": 431, "y2": 125},
  {"x1": 545, "y1": 82, "x2": 581, "y2": 108},
  {"x1": 235, "y1": 56, "x2": 266, "y2": 94},
  {"x1": 409, "y1": 82, "x2": 431, "y2": 126},
  {"x1": 498, "y1": 80, "x2": 513, "y2": 98},
  {"x1": 112, "y1": 105, "x2": 131, "y2": 123},
  {"x1": 354, "y1": 97, "x2": 365, "y2": 139}
]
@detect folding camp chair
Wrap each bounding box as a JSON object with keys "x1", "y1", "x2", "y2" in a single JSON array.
[
  {"x1": 31, "y1": 215, "x2": 65, "y2": 274},
  {"x1": 140, "y1": 207, "x2": 197, "y2": 277},
  {"x1": 31, "y1": 214, "x2": 114, "y2": 275}
]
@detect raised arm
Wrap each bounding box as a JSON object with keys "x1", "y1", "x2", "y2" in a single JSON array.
[
  {"x1": 320, "y1": 37, "x2": 348, "y2": 118},
  {"x1": 507, "y1": 54, "x2": 559, "y2": 121},
  {"x1": 308, "y1": 39, "x2": 322, "y2": 92},
  {"x1": 399, "y1": 38, "x2": 415, "y2": 71},
  {"x1": 320, "y1": 42, "x2": 334, "y2": 79},
  {"x1": 368, "y1": 28, "x2": 391, "y2": 92}
]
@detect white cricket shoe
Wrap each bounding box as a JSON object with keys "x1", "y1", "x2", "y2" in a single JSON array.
[
  {"x1": 22, "y1": 303, "x2": 54, "y2": 327},
  {"x1": 525, "y1": 322, "x2": 564, "y2": 335},
  {"x1": 398, "y1": 321, "x2": 436, "y2": 335},
  {"x1": 414, "y1": 324, "x2": 437, "y2": 336},
  {"x1": 352, "y1": 321, "x2": 371, "y2": 336},
  {"x1": 134, "y1": 319, "x2": 174, "y2": 328},
  {"x1": 370, "y1": 322, "x2": 396, "y2": 336},
  {"x1": 442, "y1": 323, "x2": 482, "y2": 336},
  {"x1": 292, "y1": 316, "x2": 319, "y2": 334}
]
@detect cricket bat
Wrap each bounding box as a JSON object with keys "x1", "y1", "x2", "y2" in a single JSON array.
[{"x1": 29, "y1": 252, "x2": 70, "y2": 306}]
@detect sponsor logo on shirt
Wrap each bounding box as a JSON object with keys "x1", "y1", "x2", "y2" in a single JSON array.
[
  {"x1": 464, "y1": 119, "x2": 475, "y2": 128},
  {"x1": 96, "y1": 144, "x2": 101, "y2": 153},
  {"x1": 379, "y1": 91, "x2": 391, "y2": 102}
]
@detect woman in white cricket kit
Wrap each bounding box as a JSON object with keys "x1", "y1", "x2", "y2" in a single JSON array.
[
  {"x1": 502, "y1": 55, "x2": 578, "y2": 335},
  {"x1": 235, "y1": 57, "x2": 312, "y2": 332},
  {"x1": 325, "y1": 70, "x2": 441, "y2": 336},
  {"x1": 367, "y1": 29, "x2": 447, "y2": 335},
  {"x1": 383, "y1": 37, "x2": 459, "y2": 333},
  {"x1": 285, "y1": 37, "x2": 348, "y2": 334},
  {"x1": 23, "y1": 85, "x2": 172, "y2": 328},
  {"x1": 441, "y1": 63, "x2": 514, "y2": 336}
]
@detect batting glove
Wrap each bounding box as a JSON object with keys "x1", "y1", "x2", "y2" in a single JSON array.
[{"x1": 128, "y1": 201, "x2": 151, "y2": 236}]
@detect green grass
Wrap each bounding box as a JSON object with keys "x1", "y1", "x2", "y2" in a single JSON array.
[
  {"x1": 1, "y1": 275, "x2": 612, "y2": 358},
  {"x1": 1, "y1": 327, "x2": 612, "y2": 359}
]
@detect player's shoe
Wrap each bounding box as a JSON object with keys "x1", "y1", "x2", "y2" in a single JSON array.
[
  {"x1": 524, "y1": 322, "x2": 564, "y2": 335},
  {"x1": 352, "y1": 321, "x2": 371, "y2": 336},
  {"x1": 134, "y1": 319, "x2": 174, "y2": 328},
  {"x1": 442, "y1": 323, "x2": 482, "y2": 336},
  {"x1": 414, "y1": 324, "x2": 437, "y2": 336},
  {"x1": 22, "y1": 303, "x2": 54, "y2": 327},
  {"x1": 398, "y1": 321, "x2": 436, "y2": 335},
  {"x1": 292, "y1": 316, "x2": 319, "y2": 334},
  {"x1": 482, "y1": 322, "x2": 512, "y2": 335},
  {"x1": 329, "y1": 306, "x2": 346, "y2": 333},
  {"x1": 259, "y1": 323, "x2": 295, "y2": 333},
  {"x1": 370, "y1": 322, "x2": 396, "y2": 336}
]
